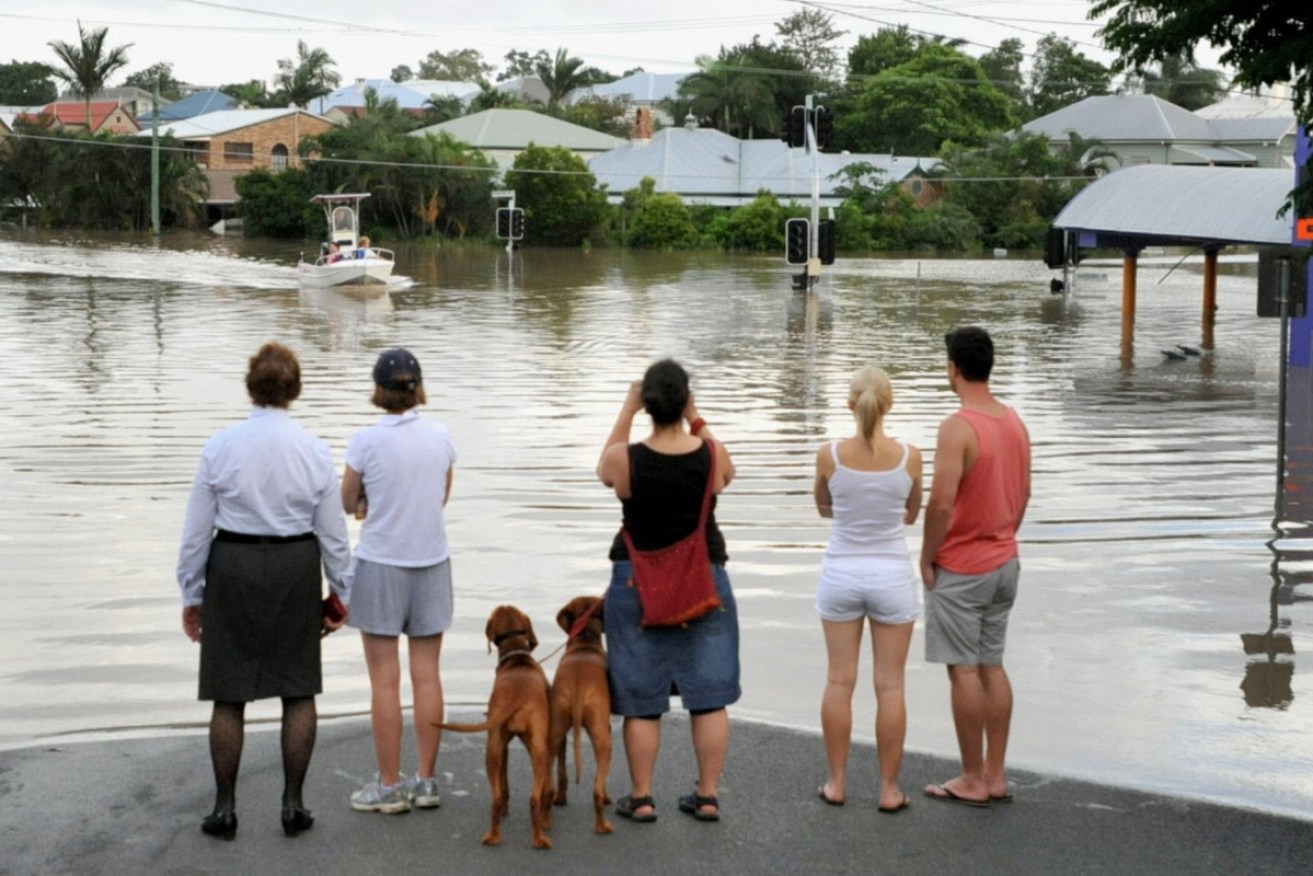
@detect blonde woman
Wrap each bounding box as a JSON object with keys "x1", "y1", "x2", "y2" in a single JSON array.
[{"x1": 813, "y1": 366, "x2": 923, "y2": 813}]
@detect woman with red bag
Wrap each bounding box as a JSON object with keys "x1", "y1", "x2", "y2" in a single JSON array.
[{"x1": 598, "y1": 359, "x2": 739, "y2": 824}]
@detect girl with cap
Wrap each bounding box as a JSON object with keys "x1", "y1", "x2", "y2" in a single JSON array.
[{"x1": 342, "y1": 348, "x2": 458, "y2": 814}]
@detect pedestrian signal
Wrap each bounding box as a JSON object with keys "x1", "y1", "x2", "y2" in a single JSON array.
[{"x1": 785, "y1": 218, "x2": 810, "y2": 265}]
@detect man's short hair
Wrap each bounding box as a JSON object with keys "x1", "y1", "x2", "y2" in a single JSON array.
[{"x1": 944, "y1": 326, "x2": 993, "y2": 382}]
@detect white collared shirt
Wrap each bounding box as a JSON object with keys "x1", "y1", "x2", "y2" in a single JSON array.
[
  {"x1": 346, "y1": 409, "x2": 457, "y2": 567},
  {"x1": 176, "y1": 407, "x2": 351, "y2": 606}
]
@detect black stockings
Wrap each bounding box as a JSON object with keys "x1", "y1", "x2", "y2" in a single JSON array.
[
  {"x1": 208, "y1": 697, "x2": 318, "y2": 814},
  {"x1": 280, "y1": 696, "x2": 317, "y2": 809}
]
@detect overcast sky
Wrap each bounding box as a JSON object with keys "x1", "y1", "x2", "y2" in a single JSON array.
[{"x1": 7, "y1": 0, "x2": 1220, "y2": 91}]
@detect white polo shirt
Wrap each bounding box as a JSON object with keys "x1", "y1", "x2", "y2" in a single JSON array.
[{"x1": 346, "y1": 410, "x2": 457, "y2": 567}]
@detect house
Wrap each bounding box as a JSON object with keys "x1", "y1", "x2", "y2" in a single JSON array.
[
  {"x1": 70, "y1": 86, "x2": 162, "y2": 120},
  {"x1": 1022, "y1": 93, "x2": 1294, "y2": 169},
  {"x1": 145, "y1": 90, "x2": 239, "y2": 123},
  {"x1": 310, "y1": 78, "x2": 480, "y2": 119},
  {"x1": 30, "y1": 100, "x2": 139, "y2": 135},
  {"x1": 589, "y1": 112, "x2": 935, "y2": 207},
  {"x1": 568, "y1": 71, "x2": 690, "y2": 124},
  {"x1": 409, "y1": 108, "x2": 621, "y2": 173},
  {"x1": 138, "y1": 107, "x2": 336, "y2": 208},
  {"x1": 1194, "y1": 92, "x2": 1299, "y2": 168}
]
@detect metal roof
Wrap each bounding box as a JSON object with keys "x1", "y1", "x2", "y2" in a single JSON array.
[
  {"x1": 1207, "y1": 116, "x2": 1296, "y2": 143},
  {"x1": 150, "y1": 90, "x2": 239, "y2": 122},
  {"x1": 1053, "y1": 164, "x2": 1295, "y2": 247},
  {"x1": 570, "y1": 71, "x2": 690, "y2": 105},
  {"x1": 1169, "y1": 145, "x2": 1256, "y2": 164},
  {"x1": 1023, "y1": 94, "x2": 1216, "y2": 142},
  {"x1": 589, "y1": 126, "x2": 930, "y2": 205},
  {"x1": 310, "y1": 79, "x2": 479, "y2": 113},
  {"x1": 409, "y1": 109, "x2": 620, "y2": 152}
]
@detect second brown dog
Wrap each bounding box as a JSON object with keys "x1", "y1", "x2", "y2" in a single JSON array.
[
  {"x1": 549, "y1": 595, "x2": 613, "y2": 835},
  {"x1": 439, "y1": 604, "x2": 554, "y2": 849}
]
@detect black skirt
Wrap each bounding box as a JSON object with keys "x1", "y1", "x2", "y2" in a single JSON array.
[{"x1": 198, "y1": 538, "x2": 323, "y2": 702}]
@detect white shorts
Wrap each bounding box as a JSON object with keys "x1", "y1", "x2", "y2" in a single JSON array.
[{"x1": 816, "y1": 555, "x2": 920, "y2": 624}]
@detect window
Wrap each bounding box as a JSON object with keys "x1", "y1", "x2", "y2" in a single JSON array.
[
  {"x1": 223, "y1": 141, "x2": 254, "y2": 162},
  {"x1": 271, "y1": 144, "x2": 289, "y2": 170}
]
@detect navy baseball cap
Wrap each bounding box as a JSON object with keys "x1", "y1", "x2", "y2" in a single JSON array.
[{"x1": 372, "y1": 348, "x2": 422, "y2": 390}]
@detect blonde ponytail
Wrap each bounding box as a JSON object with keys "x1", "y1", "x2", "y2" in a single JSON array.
[{"x1": 848, "y1": 366, "x2": 892, "y2": 445}]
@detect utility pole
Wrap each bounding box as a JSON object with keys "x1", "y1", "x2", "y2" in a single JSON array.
[{"x1": 150, "y1": 77, "x2": 161, "y2": 237}]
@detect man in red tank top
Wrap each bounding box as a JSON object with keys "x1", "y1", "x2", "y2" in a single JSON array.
[{"x1": 919, "y1": 326, "x2": 1031, "y2": 808}]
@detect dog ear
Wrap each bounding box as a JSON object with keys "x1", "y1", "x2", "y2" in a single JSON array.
[
  {"x1": 556, "y1": 605, "x2": 573, "y2": 633},
  {"x1": 485, "y1": 614, "x2": 494, "y2": 654},
  {"x1": 525, "y1": 615, "x2": 539, "y2": 651}
]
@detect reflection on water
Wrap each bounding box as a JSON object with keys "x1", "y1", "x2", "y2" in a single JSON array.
[{"x1": 0, "y1": 230, "x2": 1310, "y2": 820}]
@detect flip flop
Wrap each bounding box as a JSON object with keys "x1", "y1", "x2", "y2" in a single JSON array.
[
  {"x1": 615, "y1": 794, "x2": 657, "y2": 823},
  {"x1": 990, "y1": 793, "x2": 1014, "y2": 803},
  {"x1": 924, "y1": 782, "x2": 991, "y2": 808},
  {"x1": 818, "y1": 786, "x2": 845, "y2": 807},
  {"x1": 878, "y1": 793, "x2": 911, "y2": 814}
]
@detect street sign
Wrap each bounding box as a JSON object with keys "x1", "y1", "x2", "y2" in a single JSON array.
[{"x1": 492, "y1": 190, "x2": 515, "y2": 200}]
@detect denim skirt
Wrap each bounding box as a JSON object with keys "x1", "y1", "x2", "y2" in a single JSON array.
[{"x1": 604, "y1": 561, "x2": 741, "y2": 716}]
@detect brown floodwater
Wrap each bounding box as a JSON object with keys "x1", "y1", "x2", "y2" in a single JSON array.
[{"x1": 0, "y1": 228, "x2": 1308, "y2": 819}]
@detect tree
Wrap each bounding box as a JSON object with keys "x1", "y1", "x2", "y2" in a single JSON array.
[
  {"x1": 535, "y1": 48, "x2": 590, "y2": 108},
  {"x1": 1139, "y1": 49, "x2": 1227, "y2": 111},
  {"x1": 837, "y1": 44, "x2": 1014, "y2": 155},
  {"x1": 124, "y1": 62, "x2": 182, "y2": 100},
  {"x1": 47, "y1": 22, "x2": 133, "y2": 128},
  {"x1": 704, "y1": 190, "x2": 789, "y2": 251},
  {"x1": 423, "y1": 94, "x2": 465, "y2": 124},
  {"x1": 470, "y1": 82, "x2": 524, "y2": 112},
  {"x1": 0, "y1": 61, "x2": 57, "y2": 105},
  {"x1": 673, "y1": 38, "x2": 814, "y2": 139},
  {"x1": 504, "y1": 144, "x2": 609, "y2": 246},
  {"x1": 1028, "y1": 34, "x2": 1112, "y2": 119},
  {"x1": 557, "y1": 95, "x2": 632, "y2": 138},
  {"x1": 627, "y1": 191, "x2": 700, "y2": 249},
  {"x1": 1091, "y1": 1, "x2": 1312, "y2": 123},
  {"x1": 391, "y1": 65, "x2": 413, "y2": 82},
  {"x1": 979, "y1": 38, "x2": 1026, "y2": 116},
  {"x1": 418, "y1": 48, "x2": 494, "y2": 84},
  {"x1": 273, "y1": 41, "x2": 340, "y2": 108},
  {"x1": 500, "y1": 49, "x2": 550, "y2": 82},
  {"x1": 219, "y1": 79, "x2": 273, "y2": 108},
  {"x1": 775, "y1": 9, "x2": 847, "y2": 80},
  {"x1": 848, "y1": 26, "x2": 962, "y2": 78}
]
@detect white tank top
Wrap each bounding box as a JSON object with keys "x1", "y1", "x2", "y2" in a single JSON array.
[{"x1": 825, "y1": 440, "x2": 913, "y2": 560}]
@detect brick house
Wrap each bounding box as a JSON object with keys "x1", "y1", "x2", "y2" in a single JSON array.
[{"x1": 139, "y1": 108, "x2": 337, "y2": 212}]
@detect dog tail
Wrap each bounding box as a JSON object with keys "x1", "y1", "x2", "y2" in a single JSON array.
[
  {"x1": 437, "y1": 702, "x2": 516, "y2": 734},
  {"x1": 572, "y1": 700, "x2": 584, "y2": 784}
]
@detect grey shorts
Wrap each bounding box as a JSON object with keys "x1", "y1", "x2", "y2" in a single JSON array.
[
  {"x1": 347, "y1": 557, "x2": 454, "y2": 637},
  {"x1": 924, "y1": 558, "x2": 1019, "y2": 665}
]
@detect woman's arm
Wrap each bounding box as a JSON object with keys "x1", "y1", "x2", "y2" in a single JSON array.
[
  {"x1": 598, "y1": 381, "x2": 643, "y2": 491},
  {"x1": 813, "y1": 444, "x2": 834, "y2": 518},
  {"x1": 904, "y1": 444, "x2": 924, "y2": 525},
  {"x1": 685, "y1": 395, "x2": 736, "y2": 492},
  {"x1": 443, "y1": 467, "x2": 454, "y2": 508},
  {"x1": 341, "y1": 464, "x2": 363, "y2": 515}
]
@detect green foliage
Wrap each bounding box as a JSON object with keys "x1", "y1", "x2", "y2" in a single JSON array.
[
  {"x1": 124, "y1": 62, "x2": 183, "y2": 100},
  {"x1": 1139, "y1": 49, "x2": 1228, "y2": 111},
  {"x1": 978, "y1": 39, "x2": 1026, "y2": 118},
  {"x1": 47, "y1": 22, "x2": 132, "y2": 128},
  {"x1": 705, "y1": 191, "x2": 789, "y2": 251},
  {"x1": 273, "y1": 41, "x2": 340, "y2": 108},
  {"x1": 775, "y1": 9, "x2": 847, "y2": 81},
  {"x1": 847, "y1": 26, "x2": 924, "y2": 78},
  {"x1": 234, "y1": 167, "x2": 319, "y2": 237},
  {"x1": 418, "y1": 48, "x2": 494, "y2": 84},
  {"x1": 1027, "y1": 35, "x2": 1112, "y2": 119},
  {"x1": 672, "y1": 38, "x2": 817, "y2": 139},
  {"x1": 627, "y1": 192, "x2": 699, "y2": 249},
  {"x1": 500, "y1": 49, "x2": 550, "y2": 82},
  {"x1": 0, "y1": 121, "x2": 207, "y2": 230},
  {"x1": 390, "y1": 65, "x2": 413, "y2": 83},
  {"x1": 535, "y1": 49, "x2": 590, "y2": 108},
  {"x1": 218, "y1": 79, "x2": 273, "y2": 108},
  {"x1": 0, "y1": 61, "x2": 57, "y2": 104},
  {"x1": 504, "y1": 144, "x2": 610, "y2": 246},
  {"x1": 554, "y1": 95, "x2": 631, "y2": 137},
  {"x1": 838, "y1": 44, "x2": 1014, "y2": 155}
]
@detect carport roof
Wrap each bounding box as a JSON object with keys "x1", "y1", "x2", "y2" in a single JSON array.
[{"x1": 1053, "y1": 164, "x2": 1296, "y2": 248}]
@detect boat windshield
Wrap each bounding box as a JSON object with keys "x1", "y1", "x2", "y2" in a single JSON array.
[{"x1": 332, "y1": 207, "x2": 356, "y2": 234}]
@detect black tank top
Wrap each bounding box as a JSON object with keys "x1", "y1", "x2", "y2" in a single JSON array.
[{"x1": 608, "y1": 442, "x2": 728, "y2": 563}]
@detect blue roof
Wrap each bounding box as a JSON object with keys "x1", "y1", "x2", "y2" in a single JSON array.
[
  {"x1": 310, "y1": 79, "x2": 479, "y2": 113},
  {"x1": 148, "y1": 90, "x2": 238, "y2": 122}
]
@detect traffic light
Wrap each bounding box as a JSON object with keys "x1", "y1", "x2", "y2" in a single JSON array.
[
  {"x1": 818, "y1": 218, "x2": 836, "y2": 265},
  {"x1": 785, "y1": 217, "x2": 809, "y2": 265},
  {"x1": 496, "y1": 207, "x2": 511, "y2": 239},
  {"x1": 786, "y1": 106, "x2": 807, "y2": 148},
  {"x1": 814, "y1": 105, "x2": 832, "y2": 151},
  {"x1": 509, "y1": 207, "x2": 524, "y2": 240}
]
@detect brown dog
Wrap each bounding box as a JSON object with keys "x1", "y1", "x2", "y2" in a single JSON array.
[
  {"x1": 439, "y1": 605, "x2": 554, "y2": 849},
  {"x1": 548, "y1": 595, "x2": 613, "y2": 835}
]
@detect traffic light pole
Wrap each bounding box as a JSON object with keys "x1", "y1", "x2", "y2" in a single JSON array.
[{"x1": 807, "y1": 94, "x2": 820, "y2": 291}]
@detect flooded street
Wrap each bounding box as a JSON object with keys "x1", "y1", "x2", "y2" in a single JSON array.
[{"x1": 0, "y1": 229, "x2": 1308, "y2": 819}]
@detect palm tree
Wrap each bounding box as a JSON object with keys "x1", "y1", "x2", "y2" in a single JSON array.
[
  {"x1": 47, "y1": 22, "x2": 133, "y2": 129},
  {"x1": 274, "y1": 41, "x2": 340, "y2": 108},
  {"x1": 678, "y1": 55, "x2": 778, "y2": 139},
  {"x1": 535, "y1": 48, "x2": 588, "y2": 108},
  {"x1": 1142, "y1": 50, "x2": 1227, "y2": 111}
]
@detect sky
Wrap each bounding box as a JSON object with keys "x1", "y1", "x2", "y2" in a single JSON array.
[{"x1": 6, "y1": 0, "x2": 1224, "y2": 91}]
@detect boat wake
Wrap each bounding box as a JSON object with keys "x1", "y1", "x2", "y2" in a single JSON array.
[{"x1": 0, "y1": 238, "x2": 298, "y2": 290}]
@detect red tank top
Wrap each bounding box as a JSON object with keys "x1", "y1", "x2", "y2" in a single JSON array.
[{"x1": 936, "y1": 407, "x2": 1030, "y2": 575}]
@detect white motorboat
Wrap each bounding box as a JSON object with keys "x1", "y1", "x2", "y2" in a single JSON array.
[{"x1": 297, "y1": 194, "x2": 395, "y2": 288}]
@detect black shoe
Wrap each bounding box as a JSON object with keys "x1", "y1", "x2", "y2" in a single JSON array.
[
  {"x1": 281, "y1": 805, "x2": 315, "y2": 837},
  {"x1": 201, "y1": 811, "x2": 238, "y2": 841}
]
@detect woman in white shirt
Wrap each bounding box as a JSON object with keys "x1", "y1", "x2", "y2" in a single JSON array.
[
  {"x1": 812, "y1": 366, "x2": 923, "y2": 813},
  {"x1": 341, "y1": 348, "x2": 457, "y2": 815},
  {"x1": 176, "y1": 342, "x2": 352, "y2": 841}
]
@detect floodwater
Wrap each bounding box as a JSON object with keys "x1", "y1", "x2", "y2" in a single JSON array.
[{"x1": 1, "y1": 230, "x2": 1309, "y2": 820}]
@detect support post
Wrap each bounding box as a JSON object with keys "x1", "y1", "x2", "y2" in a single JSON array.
[
  {"x1": 1202, "y1": 248, "x2": 1218, "y2": 349},
  {"x1": 1121, "y1": 249, "x2": 1139, "y2": 347}
]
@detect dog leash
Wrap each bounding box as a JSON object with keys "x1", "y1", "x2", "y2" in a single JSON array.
[{"x1": 535, "y1": 595, "x2": 607, "y2": 668}]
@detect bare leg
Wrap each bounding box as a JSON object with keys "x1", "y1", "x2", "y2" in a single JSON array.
[
  {"x1": 928, "y1": 665, "x2": 989, "y2": 803},
  {"x1": 690, "y1": 708, "x2": 729, "y2": 813},
  {"x1": 980, "y1": 664, "x2": 1013, "y2": 797},
  {"x1": 622, "y1": 717, "x2": 659, "y2": 817},
  {"x1": 871, "y1": 619, "x2": 914, "y2": 809},
  {"x1": 280, "y1": 696, "x2": 317, "y2": 810},
  {"x1": 362, "y1": 632, "x2": 403, "y2": 786},
  {"x1": 819, "y1": 618, "x2": 863, "y2": 803},
  {"x1": 209, "y1": 701, "x2": 245, "y2": 815},
  {"x1": 409, "y1": 634, "x2": 444, "y2": 778}
]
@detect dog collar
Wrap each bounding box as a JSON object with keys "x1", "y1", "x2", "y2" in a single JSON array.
[
  {"x1": 492, "y1": 628, "x2": 530, "y2": 648},
  {"x1": 497, "y1": 648, "x2": 535, "y2": 666}
]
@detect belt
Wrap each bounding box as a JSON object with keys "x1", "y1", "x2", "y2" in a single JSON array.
[{"x1": 214, "y1": 529, "x2": 316, "y2": 545}]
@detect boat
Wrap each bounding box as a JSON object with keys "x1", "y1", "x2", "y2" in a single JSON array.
[{"x1": 297, "y1": 194, "x2": 395, "y2": 288}]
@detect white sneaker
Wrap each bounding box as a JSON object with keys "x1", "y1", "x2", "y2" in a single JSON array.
[
  {"x1": 408, "y1": 773, "x2": 442, "y2": 809},
  {"x1": 350, "y1": 777, "x2": 411, "y2": 814}
]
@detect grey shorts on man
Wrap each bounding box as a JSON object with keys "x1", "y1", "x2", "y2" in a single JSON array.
[{"x1": 924, "y1": 558, "x2": 1019, "y2": 665}]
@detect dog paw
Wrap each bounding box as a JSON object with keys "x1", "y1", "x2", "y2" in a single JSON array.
[
  {"x1": 482, "y1": 832, "x2": 501, "y2": 846},
  {"x1": 532, "y1": 835, "x2": 553, "y2": 850},
  {"x1": 596, "y1": 819, "x2": 614, "y2": 835}
]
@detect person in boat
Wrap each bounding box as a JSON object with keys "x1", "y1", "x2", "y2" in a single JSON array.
[
  {"x1": 357, "y1": 236, "x2": 372, "y2": 259},
  {"x1": 325, "y1": 242, "x2": 342, "y2": 264}
]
